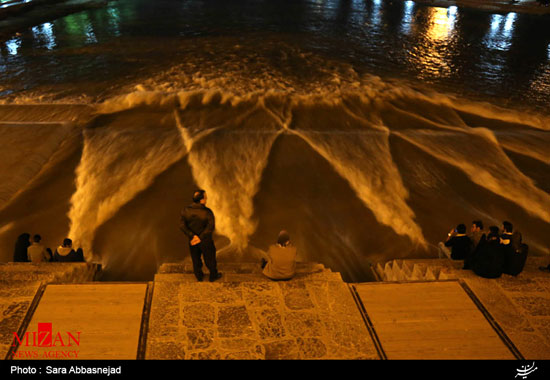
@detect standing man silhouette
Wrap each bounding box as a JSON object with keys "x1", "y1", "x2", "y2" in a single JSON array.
[{"x1": 180, "y1": 190, "x2": 222, "y2": 282}]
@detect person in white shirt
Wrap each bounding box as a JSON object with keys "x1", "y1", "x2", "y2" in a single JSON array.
[{"x1": 27, "y1": 234, "x2": 52, "y2": 263}]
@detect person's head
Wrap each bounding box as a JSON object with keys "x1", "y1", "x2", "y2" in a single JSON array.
[
  {"x1": 18, "y1": 233, "x2": 30, "y2": 241},
  {"x1": 62, "y1": 238, "x2": 72, "y2": 248},
  {"x1": 277, "y1": 230, "x2": 290, "y2": 247},
  {"x1": 16, "y1": 233, "x2": 31, "y2": 246},
  {"x1": 33, "y1": 234, "x2": 41, "y2": 243},
  {"x1": 489, "y1": 225, "x2": 500, "y2": 235},
  {"x1": 192, "y1": 190, "x2": 207, "y2": 205},
  {"x1": 456, "y1": 224, "x2": 466, "y2": 234},
  {"x1": 472, "y1": 220, "x2": 483, "y2": 232},
  {"x1": 502, "y1": 221, "x2": 513, "y2": 233}
]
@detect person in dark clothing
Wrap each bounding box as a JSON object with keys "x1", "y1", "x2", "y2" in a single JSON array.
[
  {"x1": 473, "y1": 230, "x2": 504, "y2": 279},
  {"x1": 180, "y1": 190, "x2": 222, "y2": 282},
  {"x1": 444, "y1": 224, "x2": 472, "y2": 261},
  {"x1": 500, "y1": 221, "x2": 527, "y2": 276},
  {"x1": 464, "y1": 220, "x2": 486, "y2": 269},
  {"x1": 53, "y1": 238, "x2": 85, "y2": 262},
  {"x1": 13, "y1": 233, "x2": 31, "y2": 262}
]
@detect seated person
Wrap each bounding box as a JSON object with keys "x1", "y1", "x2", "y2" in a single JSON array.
[
  {"x1": 473, "y1": 229, "x2": 505, "y2": 279},
  {"x1": 441, "y1": 224, "x2": 472, "y2": 261},
  {"x1": 13, "y1": 233, "x2": 31, "y2": 262},
  {"x1": 54, "y1": 238, "x2": 85, "y2": 262},
  {"x1": 500, "y1": 221, "x2": 527, "y2": 276},
  {"x1": 27, "y1": 234, "x2": 52, "y2": 263},
  {"x1": 464, "y1": 220, "x2": 486, "y2": 269},
  {"x1": 262, "y1": 230, "x2": 297, "y2": 281}
]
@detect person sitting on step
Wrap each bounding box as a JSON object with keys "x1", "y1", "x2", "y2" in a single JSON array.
[
  {"x1": 261, "y1": 230, "x2": 297, "y2": 281},
  {"x1": 53, "y1": 238, "x2": 85, "y2": 262},
  {"x1": 439, "y1": 223, "x2": 472, "y2": 261}
]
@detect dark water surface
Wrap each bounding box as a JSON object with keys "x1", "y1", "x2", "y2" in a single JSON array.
[
  {"x1": 0, "y1": 1, "x2": 549, "y2": 281},
  {"x1": 1, "y1": 0, "x2": 549, "y2": 109}
]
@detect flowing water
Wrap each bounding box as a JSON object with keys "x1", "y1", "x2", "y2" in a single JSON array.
[{"x1": 0, "y1": 0, "x2": 549, "y2": 281}]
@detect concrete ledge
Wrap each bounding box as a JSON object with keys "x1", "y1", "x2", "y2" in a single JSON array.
[{"x1": 0, "y1": 263, "x2": 101, "y2": 285}]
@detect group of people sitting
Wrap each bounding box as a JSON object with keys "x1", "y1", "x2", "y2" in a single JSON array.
[
  {"x1": 439, "y1": 220, "x2": 528, "y2": 278},
  {"x1": 13, "y1": 233, "x2": 85, "y2": 263}
]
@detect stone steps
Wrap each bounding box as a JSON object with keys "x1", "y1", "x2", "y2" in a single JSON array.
[
  {"x1": 154, "y1": 270, "x2": 343, "y2": 284},
  {"x1": 146, "y1": 263, "x2": 378, "y2": 360},
  {"x1": 158, "y1": 261, "x2": 327, "y2": 275},
  {"x1": 0, "y1": 263, "x2": 100, "y2": 285},
  {"x1": 374, "y1": 257, "x2": 549, "y2": 283},
  {"x1": 374, "y1": 259, "x2": 461, "y2": 282}
]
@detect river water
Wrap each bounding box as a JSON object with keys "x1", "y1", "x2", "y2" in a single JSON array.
[{"x1": 0, "y1": 0, "x2": 549, "y2": 281}]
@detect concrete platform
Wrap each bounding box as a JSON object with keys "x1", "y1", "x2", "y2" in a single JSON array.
[
  {"x1": 354, "y1": 281, "x2": 516, "y2": 359},
  {"x1": 12, "y1": 283, "x2": 148, "y2": 360}
]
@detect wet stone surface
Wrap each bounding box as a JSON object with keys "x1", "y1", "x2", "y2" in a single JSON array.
[
  {"x1": 510, "y1": 296, "x2": 550, "y2": 317},
  {"x1": 146, "y1": 267, "x2": 378, "y2": 359}
]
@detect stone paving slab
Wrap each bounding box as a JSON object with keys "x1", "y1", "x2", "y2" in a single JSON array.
[
  {"x1": 0, "y1": 282, "x2": 41, "y2": 359},
  {"x1": 146, "y1": 277, "x2": 378, "y2": 360}
]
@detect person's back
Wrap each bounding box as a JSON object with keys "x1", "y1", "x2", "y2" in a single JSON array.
[
  {"x1": 473, "y1": 233, "x2": 504, "y2": 279},
  {"x1": 464, "y1": 220, "x2": 485, "y2": 269},
  {"x1": 500, "y1": 221, "x2": 527, "y2": 276},
  {"x1": 54, "y1": 239, "x2": 84, "y2": 263},
  {"x1": 180, "y1": 202, "x2": 215, "y2": 243},
  {"x1": 263, "y1": 231, "x2": 297, "y2": 280},
  {"x1": 13, "y1": 233, "x2": 31, "y2": 262},
  {"x1": 27, "y1": 235, "x2": 52, "y2": 263}
]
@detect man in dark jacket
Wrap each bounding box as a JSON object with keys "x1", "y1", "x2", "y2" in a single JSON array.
[
  {"x1": 444, "y1": 223, "x2": 472, "y2": 261},
  {"x1": 464, "y1": 220, "x2": 486, "y2": 269},
  {"x1": 180, "y1": 190, "x2": 222, "y2": 282},
  {"x1": 473, "y1": 230, "x2": 504, "y2": 279}
]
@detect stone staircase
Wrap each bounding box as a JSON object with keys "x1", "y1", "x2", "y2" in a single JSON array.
[
  {"x1": 155, "y1": 261, "x2": 343, "y2": 283},
  {"x1": 145, "y1": 261, "x2": 379, "y2": 360},
  {"x1": 373, "y1": 259, "x2": 464, "y2": 282}
]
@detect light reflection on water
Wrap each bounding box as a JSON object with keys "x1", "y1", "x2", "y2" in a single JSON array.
[
  {"x1": 401, "y1": 0, "x2": 415, "y2": 35},
  {"x1": 427, "y1": 6, "x2": 456, "y2": 41},
  {"x1": 370, "y1": 0, "x2": 382, "y2": 27},
  {"x1": 5, "y1": 38, "x2": 21, "y2": 56},
  {"x1": 32, "y1": 23, "x2": 56, "y2": 50},
  {"x1": 485, "y1": 12, "x2": 516, "y2": 52}
]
